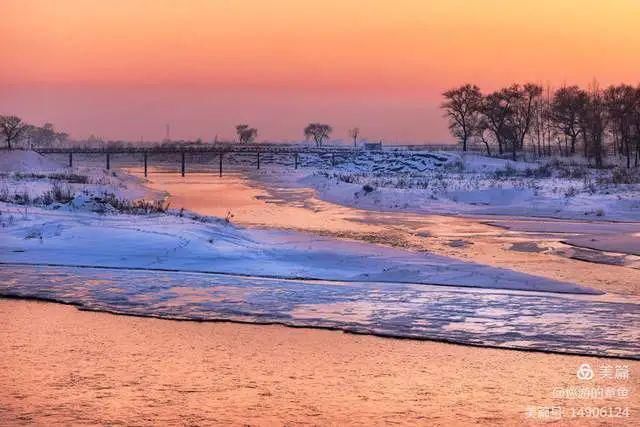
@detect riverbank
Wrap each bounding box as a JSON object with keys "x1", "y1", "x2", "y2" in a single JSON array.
[
  {"x1": 294, "y1": 151, "x2": 640, "y2": 222},
  {"x1": 1, "y1": 299, "x2": 637, "y2": 426}
]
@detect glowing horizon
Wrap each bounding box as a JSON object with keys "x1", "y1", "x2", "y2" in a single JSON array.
[{"x1": 1, "y1": 0, "x2": 639, "y2": 142}]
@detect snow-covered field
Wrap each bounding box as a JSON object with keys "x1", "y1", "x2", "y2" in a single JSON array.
[
  {"x1": 0, "y1": 149, "x2": 600, "y2": 294},
  {"x1": 290, "y1": 151, "x2": 640, "y2": 221},
  {"x1": 0, "y1": 150, "x2": 156, "y2": 206}
]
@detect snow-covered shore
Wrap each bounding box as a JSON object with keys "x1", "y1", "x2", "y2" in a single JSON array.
[
  {"x1": 0, "y1": 150, "x2": 159, "y2": 204},
  {"x1": 0, "y1": 149, "x2": 600, "y2": 294},
  {"x1": 288, "y1": 151, "x2": 640, "y2": 222},
  {"x1": 0, "y1": 201, "x2": 601, "y2": 293}
]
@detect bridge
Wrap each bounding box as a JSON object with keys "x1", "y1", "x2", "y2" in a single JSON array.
[{"x1": 35, "y1": 144, "x2": 360, "y2": 177}]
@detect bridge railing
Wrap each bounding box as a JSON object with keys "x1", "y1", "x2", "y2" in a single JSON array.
[{"x1": 34, "y1": 144, "x2": 361, "y2": 155}]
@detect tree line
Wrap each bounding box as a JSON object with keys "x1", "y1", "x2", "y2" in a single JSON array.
[
  {"x1": 235, "y1": 123, "x2": 336, "y2": 147},
  {"x1": 0, "y1": 116, "x2": 341, "y2": 149},
  {"x1": 0, "y1": 116, "x2": 68, "y2": 150},
  {"x1": 441, "y1": 83, "x2": 640, "y2": 167}
]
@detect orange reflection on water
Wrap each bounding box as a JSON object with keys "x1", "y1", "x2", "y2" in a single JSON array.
[{"x1": 1, "y1": 299, "x2": 637, "y2": 425}]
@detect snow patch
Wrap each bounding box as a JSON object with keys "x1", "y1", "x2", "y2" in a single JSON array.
[{"x1": 0, "y1": 150, "x2": 63, "y2": 173}]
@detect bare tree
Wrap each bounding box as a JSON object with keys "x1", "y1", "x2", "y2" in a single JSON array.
[
  {"x1": 604, "y1": 84, "x2": 637, "y2": 168},
  {"x1": 479, "y1": 86, "x2": 519, "y2": 156},
  {"x1": 633, "y1": 86, "x2": 640, "y2": 167},
  {"x1": 474, "y1": 117, "x2": 492, "y2": 156},
  {"x1": 441, "y1": 84, "x2": 483, "y2": 151},
  {"x1": 509, "y1": 83, "x2": 543, "y2": 160},
  {"x1": 543, "y1": 84, "x2": 556, "y2": 156},
  {"x1": 304, "y1": 123, "x2": 332, "y2": 147},
  {"x1": 530, "y1": 95, "x2": 548, "y2": 157},
  {"x1": 0, "y1": 115, "x2": 29, "y2": 150},
  {"x1": 549, "y1": 86, "x2": 588, "y2": 155},
  {"x1": 348, "y1": 127, "x2": 360, "y2": 148},
  {"x1": 445, "y1": 80, "x2": 640, "y2": 164},
  {"x1": 580, "y1": 84, "x2": 608, "y2": 168},
  {"x1": 28, "y1": 122, "x2": 68, "y2": 148},
  {"x1": 235, "y1": 124, "x2": 258, "y2": 144}
]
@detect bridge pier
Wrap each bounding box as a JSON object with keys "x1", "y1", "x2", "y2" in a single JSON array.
[
  {"x1": 331, "y1": 153, "x2": 335, "y2": 166},
  {"x1": 257, "y1": 152, "x2": 260, "y2": 169},
  {"x1": 68, "y1": 152, "x2": 73, "y2": 168},
  {"x1": 219, "y1": 152, "x2": 223, "y2": 177},
  {"x1": 143, "y1": 153, "x2": 148, "y2": 177},
  {"x1": 181, "y1": 151, "x2": 185, "y2": 177},
  {"x1": 294, "y1": 152, "x2": 298, "y2": 169},
  {"x1": 106, "y1": 153, "x2": 110, "y2": 170}
]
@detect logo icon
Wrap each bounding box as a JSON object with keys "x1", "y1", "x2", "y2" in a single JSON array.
[{"x1": 577, "y1": 363, "x2": 594, "y2": 380}]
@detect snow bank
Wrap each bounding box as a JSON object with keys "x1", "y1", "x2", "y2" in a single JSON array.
[
  {"x1": 292, "y1": 151, "x2": 640, "y2": 221},
  {"x1": 457, "y1": 153, "x2": 537, "y2": 173},
  {"x1": 0, "y1": 150, "x2": 63, "y2": 173},
  {"x1": 447, "y1": 188, "x2": 535, "y2": 206},
  {"x1": 0, "y1": 202, "x2": 600, "y2": 294},
  {"x1": 331, "y1": 151, "x2": 456, "y2": 174},
  {"x1": 0, "y1": 149, "x2": 162, "y2": 205}
]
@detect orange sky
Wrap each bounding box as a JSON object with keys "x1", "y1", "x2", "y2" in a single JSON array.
[{"x1": 1, "y1": 0, "x2": 639, "y2": 142}]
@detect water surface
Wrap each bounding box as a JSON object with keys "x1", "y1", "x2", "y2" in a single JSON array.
[{"x1": 2, "y1": 264, "x2": 638, "y2": 359}]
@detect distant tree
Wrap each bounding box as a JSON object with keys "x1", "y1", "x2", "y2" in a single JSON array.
[
  {"x1": 236, "y1": 124, "x2": 258, "y2": 144},
  {"x1": 447, "y1": 79, "x2": 640, "y2": 163},
  {"x1": 530, "y1": 94, "x2": 549, "y2": 157},
  {"x1": 348, "y1": 127, "x2": 360, "y2": 148},
  {"x1": 441, "y1": 84, "x2": 483, "y2": 151},
  {"x1": 633, "y1": 86, "x2": 640, "y2": 167},
  {"x1": 31, "y1": 123, "x2": 56, "y2": 147},
  {"x1": 474, "y1": 116, "x2": 492, "y2": 156},
  {"x1": 480, "y1": 86, "x2": 519, "y2": 156},
  {"x1": 28, "y1": 122, "x2": 68, "y2": 148},
  {"x1": 580, "y1": 84, "x2": 608, "y2": 168},
  {"x1": 509, "y1": 83, "x2": 543, "y2": 160},
  {"x1": 0, "y1": 115, "x2": 29, "y2": 150},
  {"x1": 87, "y1": 134, "x2": 105, "y2": 148},
  {"x1": 604, "y1": 84, "x2": 637, "y2": 168},
  {"x1": 549, "y1": 86, "x2": 588, "y2": 156},
  {"x1": 304, "y1": 123, "x2": 332, "y2": 147}
]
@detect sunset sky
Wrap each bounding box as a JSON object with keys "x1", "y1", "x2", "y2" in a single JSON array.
[{"x1": 1, "y1": 0, "x2": 639, "y2": 143}]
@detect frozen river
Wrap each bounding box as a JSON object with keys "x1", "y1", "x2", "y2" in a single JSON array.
[
  {"x1": 144, "y1": 169, "x2": 640, "y2": 295},
  {"x1": 1, "y1": 264, "x2": 638, "y2": 359},
  {"x1": 2, "y1": 167, "x2": 639, "y2": 359}
]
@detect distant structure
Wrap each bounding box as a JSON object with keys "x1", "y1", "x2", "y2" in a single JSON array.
[
  {"x1": 165, "y1": 123, "x2": 171, "y2": 141},
  {"x1": 363, "y1": 141, "x2": 383, "y2": 151}
]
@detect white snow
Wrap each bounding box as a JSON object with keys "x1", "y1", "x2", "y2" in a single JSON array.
[
  {"x1": 289, "y1": 152, "x2": 640, "y2": 221},
  {"x1": 0, "y1": 150, "x2": 160, "y2": 204},
  {"x1": 0, "y1": 149, "x2": 62, "y2": 172}
]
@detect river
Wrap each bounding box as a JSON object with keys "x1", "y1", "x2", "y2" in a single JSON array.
[{"x1": 2, "y1": 167, "x2": 638, "y2": 359}]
